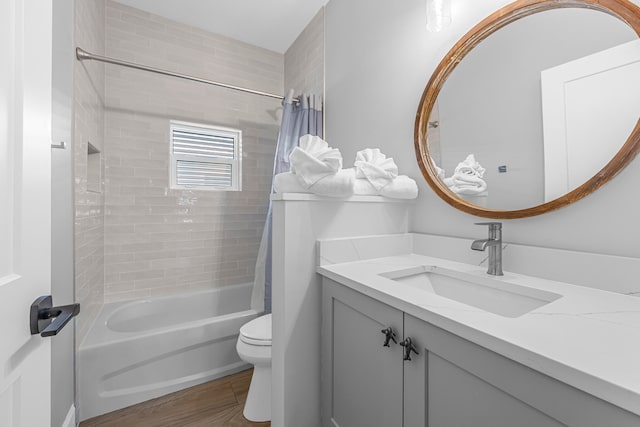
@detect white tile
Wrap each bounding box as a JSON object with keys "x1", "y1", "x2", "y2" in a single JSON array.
[{"x1": 76, "y1": 0, "x2": 291, "y2": 307}]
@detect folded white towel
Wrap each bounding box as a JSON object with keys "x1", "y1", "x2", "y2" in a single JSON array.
[
  {"x1": 274, "y1": 169, "x2": 355, "y2": 198},
  {"x1": 353, "y1": 179, "x2": 379, "y2": 196},
  {"x1": 444, "y1": 178, "x2": 488, "y2": 195},
  {"x1": 354, "y1": 148, "x2": 399, "y2": 191},
  {"x1": 289, "y1": 135, "x2": 342, "y2": 188},
  {"x1": 443, "y1": 154, "x2": 487, "y2": 195},
  {"x1": 310, "y1": 169, "x2": 355, "y2": 197},
  {"x1": 381, "y1": 175, "x2": 419, "y2": 199},
  {"x1": 353, "y1": 175, "x2": 418, "y2": 199}
]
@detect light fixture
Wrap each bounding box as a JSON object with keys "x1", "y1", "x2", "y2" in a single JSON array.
[{"x1": 426, "y1": 0, "x2": 451, "y2": 32}]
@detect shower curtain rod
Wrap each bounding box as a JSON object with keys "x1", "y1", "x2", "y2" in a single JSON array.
[{"x1": 76, "y1": 47, "x2": 297, "y2": 103}]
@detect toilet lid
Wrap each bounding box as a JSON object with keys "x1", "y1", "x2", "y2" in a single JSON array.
[{"x1": 240, "y1": 314, "x2": 272, "y2": 346}]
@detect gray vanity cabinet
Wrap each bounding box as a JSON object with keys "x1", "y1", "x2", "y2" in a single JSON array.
[
  {"x1": 322, "y1": 278, "x2": 640, "y2": 427},
  {"x1": 321, "y1": 278, "x2": 404, "y2": 427},
  {"x1": 404, "y1": 314, "x2": 564, "y2": 427}
]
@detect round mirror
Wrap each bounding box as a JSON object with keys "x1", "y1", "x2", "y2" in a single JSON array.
[{"x1": 415, "y1": 0, "x2": 640, "y2": 219}]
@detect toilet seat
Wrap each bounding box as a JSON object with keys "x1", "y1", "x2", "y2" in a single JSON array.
[{"x1": 239, "y1": 314, "x2": 272, "y2": 346}]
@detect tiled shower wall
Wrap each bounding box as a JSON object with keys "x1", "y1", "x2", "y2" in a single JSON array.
[
  {"x1": 75, "y1": 0, "x2": 106, "y2": 343},
  {"x1": 102, "y1": 1, "x2": 283, "y2": 302},
  {"x1": 285, "y1": 8, "x2": 325, "y2": 97}
]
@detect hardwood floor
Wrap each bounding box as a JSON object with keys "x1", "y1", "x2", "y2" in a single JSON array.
[{"x1": 80, "y1": 369, "x2": 270, "y2": 427}]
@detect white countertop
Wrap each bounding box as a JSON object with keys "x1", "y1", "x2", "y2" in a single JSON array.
[{"x1": 318, "y1": 253, "x2": 640, "y2": 416}]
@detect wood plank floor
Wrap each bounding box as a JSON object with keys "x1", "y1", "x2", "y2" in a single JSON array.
[{"x1": 80, "y1": 369, "x2": 270, "y2": 427}]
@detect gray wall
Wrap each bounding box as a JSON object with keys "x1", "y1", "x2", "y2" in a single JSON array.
[
  {"x1": 326, "y1": 0, "x2": 640, "y2": 262},
  {"x1": 52, "y1": 1, "x2": 76, "y2": 425}
]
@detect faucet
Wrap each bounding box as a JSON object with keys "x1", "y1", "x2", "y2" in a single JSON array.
[{"x1": 471, "y1": 222, "x2": 503, "y2": 276}]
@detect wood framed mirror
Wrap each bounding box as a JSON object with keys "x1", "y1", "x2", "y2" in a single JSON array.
[{"x1": 415, "y1": 0, "x2": 640, "y2": 219}]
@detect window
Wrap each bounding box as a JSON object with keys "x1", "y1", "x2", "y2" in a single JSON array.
[{"x1": 170, "y1": 121, "x2": 242, "y2": 191}]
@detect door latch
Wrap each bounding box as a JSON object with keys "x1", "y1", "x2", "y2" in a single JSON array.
[{"x1": 30, "y1": 296, "x2": 80, "y2": 337}]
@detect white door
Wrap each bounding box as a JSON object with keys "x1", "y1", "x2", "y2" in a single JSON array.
[
  {"x1": 0, "y1": 0, "x2": 53, "y2": 426},
  {"x1": 541, "y1": 39, "x2": 640, "y2": 201}
]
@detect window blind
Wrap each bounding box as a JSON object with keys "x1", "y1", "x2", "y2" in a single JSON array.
[
  {"x1": 172, "y1": 129, "x2": 235, "y2": 159},
  {"x1": 170, "y1": 121, "x2": 241, "y2": 191},
  {"x1": 175, "y1": 160, "x2": 233, "y2": 188}
]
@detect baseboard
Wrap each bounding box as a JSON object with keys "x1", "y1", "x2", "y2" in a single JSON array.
[{"x1": 61, "y1": 404, "x2": 76, "y2": 427}]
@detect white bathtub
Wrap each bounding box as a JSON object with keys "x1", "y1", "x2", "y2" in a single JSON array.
[{"x1": 78, "y1": 283, "x2": 259, "y2": 421}]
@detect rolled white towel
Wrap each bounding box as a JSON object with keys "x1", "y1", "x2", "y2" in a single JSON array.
[
  {"x1": 274, "y1": 169, "x2": 355, "y2": 198},
  {"x1": 379, "y1": 175, "x2": 418, "y2": 199},
  {"x1": 443, "y1": 154, "x2": 487, "y2": 195},
  {"x1": 354, "y1": 148, "x2": 399, "y2": 191},
  {"x1": 308, "y1": 168, "x2": 355, "y2": 197},
  {"x1": 353, "y1": 179, "x2": 379, "y2": 196},
  {"x1": 445, "y1": 176, "x2": 488, "y2": 195},
  {"x1": 289, "y1": 135, "x2": 342, "y2": 188},
  {"x1": 353, "y1": 175, "x2": 418, "y2": 199}
]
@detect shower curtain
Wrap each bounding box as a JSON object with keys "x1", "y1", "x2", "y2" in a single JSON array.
[{"x1": 251, "y1": 90, "x2": 323, "y2": 313}]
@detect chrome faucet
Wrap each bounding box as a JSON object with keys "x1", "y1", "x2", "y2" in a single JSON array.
[{"x1": 471, "y1": 222, "x2": 503, "y2": 276}]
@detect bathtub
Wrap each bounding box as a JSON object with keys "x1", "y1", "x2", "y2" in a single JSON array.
[{"x1": 78, "y1": 283, "x2": 259, "y2": 421}]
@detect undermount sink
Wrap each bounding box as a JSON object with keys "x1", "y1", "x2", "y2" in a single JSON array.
[{"x1": 380, "y1": 265, "x2": 561, "y2": 318}]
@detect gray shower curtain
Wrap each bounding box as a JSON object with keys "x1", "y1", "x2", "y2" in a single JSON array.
[{"x1": 251, "y1": 91, "x2": 323, "y2": 313}]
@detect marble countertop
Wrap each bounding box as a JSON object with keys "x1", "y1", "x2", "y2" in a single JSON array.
[{"x1": 318, "y1": 253, "x2": 640, "y2": 416}]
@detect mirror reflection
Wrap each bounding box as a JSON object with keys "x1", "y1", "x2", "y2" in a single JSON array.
[{"x1": 428, "y1": 8, "x2": 640, "y2": 211}]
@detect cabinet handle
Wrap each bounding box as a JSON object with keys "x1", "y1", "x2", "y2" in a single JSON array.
[
  {"x1": 380, "y1": 327, "x2": 398, "y2": 347},
  {"x1": 401, "y1": 337, "x2": 419, "y2": 361}
]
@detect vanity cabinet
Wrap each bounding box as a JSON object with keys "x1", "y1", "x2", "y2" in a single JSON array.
[
  {"x1": 321, "y1": 278, "x2": 640, "y2": 427},
  {"x1": 321, "y1": 277, "x2": 404, "y2": 427}
]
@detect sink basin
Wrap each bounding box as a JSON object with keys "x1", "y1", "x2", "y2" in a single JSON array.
[{"x1": 380, "y1": 265, "x2": 561, "y2": 318}]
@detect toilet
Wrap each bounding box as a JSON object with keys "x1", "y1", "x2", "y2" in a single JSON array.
[{"x1": 236, "y1": 313, "x2": 272, "y2": 422}]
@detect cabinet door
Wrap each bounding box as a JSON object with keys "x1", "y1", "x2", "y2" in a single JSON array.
[
  {"x1": 403, "y1": 314, "x2": 640, "y2": 427},
  {"x1": 322, "y1": 279, "x2": 404, "y2": 427}
]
